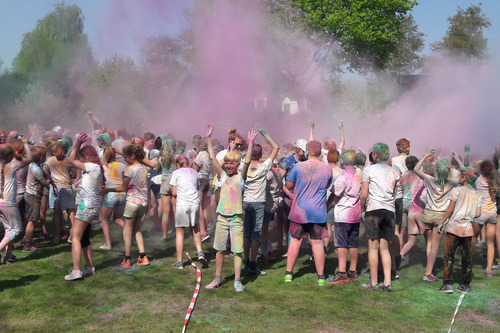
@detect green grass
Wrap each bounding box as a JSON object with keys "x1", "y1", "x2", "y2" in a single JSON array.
[{"x1": 1, "y1": 222, "x2": 500, "y2": 333}]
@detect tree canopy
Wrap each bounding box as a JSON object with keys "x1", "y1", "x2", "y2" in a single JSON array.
[
  {"x1": 280, "y1": 0, "x2": 418, "y2": 71},
  {"x1": 431, "y1": 4, "x2": 491, "y2": 60}
]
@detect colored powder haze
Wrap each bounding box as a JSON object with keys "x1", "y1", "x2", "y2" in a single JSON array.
[{"x1": 6, "y1": 1, "x2": 500, "y2": 161}]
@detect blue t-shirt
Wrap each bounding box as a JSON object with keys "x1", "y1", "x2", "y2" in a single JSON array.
[{"x1": 287, "y1": 159, "x2": 332, "y2": 224}]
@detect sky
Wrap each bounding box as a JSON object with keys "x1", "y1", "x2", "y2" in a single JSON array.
[{"x1": 0, "y1": 0, "x2": 499, "y2": 69}]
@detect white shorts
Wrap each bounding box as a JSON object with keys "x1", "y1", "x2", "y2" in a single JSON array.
[
  {"x1": 175, "y1": 205, "x2": 200, "y2": 228},
  {"x1": 0, "y1": 206, "x2": 23, "y2": 240}
]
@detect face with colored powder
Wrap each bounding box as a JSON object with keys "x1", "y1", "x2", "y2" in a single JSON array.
[{"x1": 224, "y1": 161, "x2": 239, "y2": 176}]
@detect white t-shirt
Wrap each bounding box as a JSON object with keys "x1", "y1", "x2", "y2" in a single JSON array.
[
  {"x1": 445, "y1": 186, "x2": 482, "y2": 237},
  {"x1": 474, "y1": 176, "x2": 497, "y2": 213},
  {"x1": 243, "y1": 158, "x2": 273, "y2": 203},
  {"x1": 391, "y1": 155, "x2": 408, "y2": 174},
  {"x1": 194, "y1": 151, "x2": 213, "y2": 180},
  {"x1": 0, "y1": 159, "x2": 21, "y2": 207},
  {"x1": 422, "y1": 174, "x2": 456, "y2": 212},
  {"x1": 124, "y1": 164, "x2": 148, "y2": 206},
  {"x1": 75, "y1": 163, "x2": 103, "y2": 208},
  {"x1": 170, "y1": 167, "x2": 200, "y2": 206},
  {"x1": 334, "y1": 167, "x2": 362, "y2": 223},
  {"x1": 362, "y1": 163, "x2": 400, "y2": 213},
  {"x1": 26, "y1": 162, "x2": 46, "y2": 199}
]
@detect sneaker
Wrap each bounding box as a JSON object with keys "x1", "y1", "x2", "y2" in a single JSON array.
[
  {"x1": 23, "y1": 243, "x2": 42, "y2": 253},
  {"x1": 268, "y1": 251, "x2": 275, "y2": 259},
  {"x1": 484, "y1": 270, "x2": 493, "y2": 278},
  {"x1": 491, "y1": 264, "x2": 500, "y2": 270},
  {"x1": 326, "y1": 272, "x2": 349, "y2": 284},
  {"x1": 171, "y1": 260, "x2": 183, "y2": 269},
  {"x1": 247, "y1": 268, "x2": 267, "y2": 276},
  {"x1": 137, "y1": 256, "x2": 150, "y2": 266},
  {"x1": 361, "y1": 281, "x2": 380, "y2": 290},
  {"x1": 99, "y1": 243, "x2": 112, "y2": 250},
  {"x1": 82, "y1": 266, "x2": 95, "y2": 278},
  {"x1": 61, "y1": 234, "x2": 69, "y2": 241},
  {"x1": 197, "y1": 253, "x2": 207, "y2": 264},
  {"x1": 3, "y1": 254, "x2": 17, "y2": 264},
  {"x1": 234, "y1": 280, "x2": 245, "y2": 292},
  {"x1": 160, "y1": 236, "x2": 168, "y2": 242},
  {"x1": 347, "y1": 270, "x2": 359, "y2": 281},
  {"x1": 67, "y1": 236, "x2": 72, "y2": 244},
  {"x1": 438, "y1": 284, "x2": 454, "y2": 294},
  {"x1": 317, "y1": 278, "x2": 326, "y2": 286},
  {"x1": 201, "y1": 234, "x2": 210, "y2": 242},
  {"x1": 423, "y1": 274, "x2": 439, "y2": 282},
  {"x1": 380, "y1": 283, "x2": 393, "y2": 292},
  {"x1": 391, "y1": 271, "x2": 400, "y2": 280},
  {"x1": 120, "y1": 258, "x2": 131, "y2": 268},
  {"x1": 257, "y1": 256, "x2": 269, "y2": 263},
  {"x1": 457, "y1": 284, "x2": 471, "y2": 294},
  {"x1": 284, "y1": 274, "x2": 293, "y2": 283},
  {"x1": 65, "y1": 269, "x2": 82, "y2": 281},
  {"x1": 205, "y1": 279, "x2": 221, "y2": 290}
]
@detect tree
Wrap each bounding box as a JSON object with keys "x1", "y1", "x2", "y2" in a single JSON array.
[
  {"x1": 279, "y1": 0, "x2": 417, "y2": 72},
  {"x1": 385, "y1": 14, "x2": 425, "y2": 84},
  {"x1": 431, "y1": 4, "x2": 491, "y2": 60}
]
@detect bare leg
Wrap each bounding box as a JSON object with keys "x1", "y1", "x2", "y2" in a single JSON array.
[
  {"x1": 175, "y1": 227, "x2": 185, "y2": 262},
  {"x1": 234, "y1": 252, "x2": 242, "y2": 279},
  {"x1": 486, "y1": 223, "x2": 496, "y2": 272},
  {"x1": 134, "y1": 215, "x2": 146, "y2": 254},
  {"x1": 101, "y1": 206, "x2": 113, "y2": 245},
  {"x1": 338, "y1": 247, "x2": 348, "y2": 272},
  {"x1": 161, "y1": 194, "x2": 172, "y2": 238},
  {"x1": 425, "y1": 227, "x2": 442, "y2": 276},
  {"x1": 285, "y1": 237, "x2": 302, "y2": 272},
  {"x1": 124, "y1": 218, "x2": 134, "y2": 257},
  {"x1": 348, "y1": 248, "x2": 359, "y2": 272},
  {"x1": 70, "y1": 219, "x2": 88, "y2": 271},
  {"x1": 368, "y1": 239, "x2": 380, "y2": 285},
  {"x1": 380, "y1": 238, "x2": 392, "y2": 286}
]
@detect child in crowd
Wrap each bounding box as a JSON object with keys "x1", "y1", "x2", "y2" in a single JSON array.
[
  {"x1": 170, "y1": 155, "x2": 206, "y2": 269},
  {"x1": 326, "y1": 150, "x2": 361, "y2": 284},
  {"x1": 44, "y1": 139, "x2": 76, "y2": 243},
  {"x1": 65, "y1": 133, "x2": 103, "y2": 280},
  {"x1": 437, "y1": 167, "x2": 482, "y2": 294},
  {"x1": 242, "y1": 128, "x2": 279, "y2": 276},
  {"x1": 23, "y1": 147, "x2": 52, "y2": 252},
  {"x1": 360, "y1": 143, "x2": 400, "y2": 291},
  {"x1": 413, "y1": 151, "x2": 457, "y2": 282},
  {"x1": 193, "y1": 139, "x2": 214, "y2": 242},
  {"x1": 104, "y1": 144, "x2": 150, "y2": 268},
  {"x1": 0, "y1": 139, "x2": 32, "y2": 263},
  {"x1": 204, "y1": 124, "x2": 257, "y2": 292},
  {"x1": 99, "y1": 147, "x2": 126, "y2": 250}
]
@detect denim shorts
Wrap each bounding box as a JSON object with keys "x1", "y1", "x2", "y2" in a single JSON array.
[
  {"x1": 75, "y1": 206, "x2": 100, "y2": 223},
  {"x1": 53, "y1": 188, "x2": 75, "y2": 210},
  {"x1": 243, "y1": 202, "x2": 265, "y2": 241},
  {"x1": 103, "y1": 192, "x2": 126, "y2": 215}
]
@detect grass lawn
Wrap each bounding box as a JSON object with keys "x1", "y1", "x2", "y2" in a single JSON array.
[{"x1": 1, "y1": 220, "x2": 500, "y2": 333}]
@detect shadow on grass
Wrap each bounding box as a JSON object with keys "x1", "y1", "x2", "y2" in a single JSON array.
[{"x1": 0, "y1": 274, "x2": 39, "y2": 291}]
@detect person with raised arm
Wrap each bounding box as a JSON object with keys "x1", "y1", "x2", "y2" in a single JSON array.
[{"x1": 204, "y1": 124, "x2": 258, "y2": 293}]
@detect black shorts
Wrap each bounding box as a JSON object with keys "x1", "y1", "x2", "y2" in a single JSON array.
[
  {"x1": 334, "y1": 222, "x2": 360, "y2": 248},
  {"x1": 289, "y1": 221, "x2": 326, "y2": 240},
  {"x1": 395, "y1": 198, "x2": 403, "y2": 229},
  {"x1": 81, "y1": 223, "x2": 92, "y2": 248},
  {"x1": 364, "y1": 209, "x2": 395, "y2": 241}
]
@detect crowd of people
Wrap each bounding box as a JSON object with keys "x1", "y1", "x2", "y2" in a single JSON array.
[{"x1": 0, "y1": 119, "x2": 499, "y2": 294}]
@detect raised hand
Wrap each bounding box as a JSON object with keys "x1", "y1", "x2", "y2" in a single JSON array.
[
  {"x1": 248, "y1": 128, "x2": 259, "y2": 142},
  {"x1": 77, "y1": 132, "x2": 88, "y2": 144},
  {"x1": 205, "y1": 124, "x2": 213, "y2": 138},
  {"x1": 339, "y1": 120, "x2": 343, "y2": 129}
]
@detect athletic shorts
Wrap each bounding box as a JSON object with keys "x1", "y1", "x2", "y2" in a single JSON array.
[
  {"x1": 474, "y1": 209, "x2": 497, "y2": 225},
  {"x1": 199, "y1": 178, "x2": 211, "y2": 193},
  {"x1": 81, "y1": 223, "x2": 92, "y2": 248},
  {"x1": 408, "y1": 211, "x2": 425, "y2": 235},
  {"x1": 213, "y1": 214, "x2": 244, "y2": 253},
  {"x1": 24, "y1": 193, "x2": 41, "y2": 222},
  {"x1": 150, "y1": 184, "x2": 161, "y2": 199},
  {"x1": 175, "y1": 205, "x2": 200, "y2": 228},
  {"x1": 103, "y1": 192, "x2": 126, "y2": 215},
  {"x1": 160, "y1": 174, "x2": 173, "y2": 196},
  {"x1": 395, "y1": 198, "x2": 403, "y2": 229},
  {"x1": 423, "y1": 209, "x2": 445, "y2": 229},
  {"x1": 53, "y1": 188, "x2": 75, "y2": 210},
  {"x1": 263, "y1": 211, "x2": 275, "y2": 223},
  {"x1": 402, "y1": 206, "x2": 409, "y2": 228},
  {"x1": 364, "y1": 209, "x2": 395, "y2": 241},
  {"x1": 334, "y1": 222, "x2": 360, "y2": 248},
  {"x1": 75, "y1": 206, "x2": 100, "y2": 223},
  {"x1": 289, "y1": 221, "x2": 327, "y2": 240},
  {"x1": 0, "y1": 205, "x2": 23, "y2": 240},
  {"x1": 123, "y1": 201, "x2": 147, "y2": 219},
  {"x1": 243, "y1": 202, "x2": 265, "y2": 241}
]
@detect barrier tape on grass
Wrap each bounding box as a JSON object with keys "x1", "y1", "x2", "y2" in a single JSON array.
[
  {"x1": 182, "y1": 252, "x2": 201, "y2": 333},
  {"x1": 448, "y1": 292, "x2": 465, "y2": 333}
]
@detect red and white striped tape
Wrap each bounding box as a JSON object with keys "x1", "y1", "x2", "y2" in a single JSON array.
[
  {"x1": 182, "y1": 252, "x2": 202, "y2": 333},
  {"x1": 448, "y1": 292, "x2": 465, "y2": 333}
]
